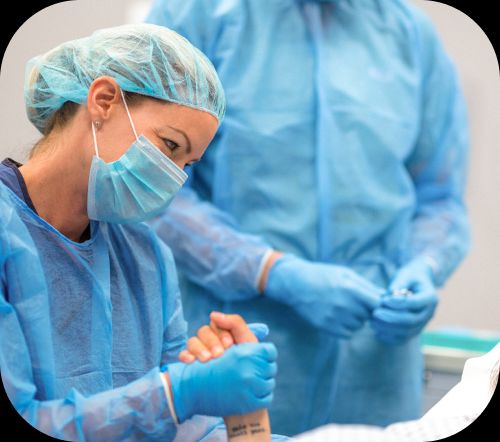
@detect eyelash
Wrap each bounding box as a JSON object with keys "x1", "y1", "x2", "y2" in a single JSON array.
[{"x1": 162, "y1": 138, "x2": 179, "y2": 151}]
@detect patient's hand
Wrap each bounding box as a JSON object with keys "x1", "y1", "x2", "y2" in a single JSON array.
[{"x1": 179, "y1": 312, "x2": 258, "y2": 363}]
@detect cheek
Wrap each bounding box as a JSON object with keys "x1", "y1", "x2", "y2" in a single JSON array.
[
  {"x1": 169, "y1": 145, "x2": 207, "y2": 169},
  {"x1": 158, "y1": 144, "x2": 185, "y2": 167},
  {"x1": 169, "y1": 153, "x2": 190, "y2": 170},
  {"x1": 140, "y1": 131, "x2": 174, "y2": 160},
  {"x1": 97, "y1": 129, "x2": 136, "y2": 162},
  {"x1": 173, "y1": 160, "x2": 186, "y2": 170}
]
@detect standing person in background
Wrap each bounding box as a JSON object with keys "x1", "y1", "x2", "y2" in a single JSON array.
[{"x1": 146, "y1": 0, "x2": 470, "y2": 436}]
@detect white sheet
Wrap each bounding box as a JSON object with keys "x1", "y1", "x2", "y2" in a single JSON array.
[{"x1": 296, "y1": 343, "x2": 500, "y2": 441}]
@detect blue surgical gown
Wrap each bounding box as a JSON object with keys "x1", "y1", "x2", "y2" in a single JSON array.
[
  {"x1": 0, "y1": 177, "x2": 224, "y2": 441},
  {"x1": 147, "y1": 0, "x2": 470, "y2": 435}
]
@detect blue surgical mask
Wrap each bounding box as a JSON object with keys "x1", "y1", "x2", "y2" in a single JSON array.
[{"x1": 87, "y1": 90, "x2": 187, "y2": 223}]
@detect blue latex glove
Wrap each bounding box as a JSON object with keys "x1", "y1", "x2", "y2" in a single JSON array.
[
  {"x1": 266, "y1": 254, "x2": 384, "y2": 338},
  {"x1": 371, "y1": 259, "x2": 439, "y2": 345},
  {"x1": 169, "y1": 343, "x2": 278, "y2": 421},
  {"x1": 248, "y1": 323, "x2": 269, "y2": 341}
]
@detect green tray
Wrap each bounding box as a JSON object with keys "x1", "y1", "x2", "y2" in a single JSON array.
[
  {"x1": 421, "y1": 328, "x2": 500, "y2": 353},
  {"x1": 421, "y1": 328, "x2": 499, "y2": 373}
]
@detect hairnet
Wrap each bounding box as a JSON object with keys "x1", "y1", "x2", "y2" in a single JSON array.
[{"x1": 24, "y1": 23, "x2": 225, "y2": 133}]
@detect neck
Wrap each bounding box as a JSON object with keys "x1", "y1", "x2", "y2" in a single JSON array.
[{"x1": 20, "y1": 131, "x2": 92, "y2": 242}]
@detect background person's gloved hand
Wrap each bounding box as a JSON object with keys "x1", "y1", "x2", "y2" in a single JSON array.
[
  {"x1": 371, "y1": 259, "x2": 439, "y2": 345},
  {"x1": 265, "y1": 254, "x2": 384, "y2": 338},
  {"x1": 169, "y1": 343, "x2": 278, "y2": 422}
]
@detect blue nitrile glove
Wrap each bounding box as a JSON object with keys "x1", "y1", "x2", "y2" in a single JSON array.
[
  {"x1": 265, "y1": 254, "x2": 384, "y2": 338},
  {"x1": 168, "y1": 343, "x2": 278, "y2": 422},
  {"x1": 248, "y1": 323, "x2": 269, "y2": 341},
  {"x1": 371, "y1": 259, "x2": 439, "y2": 345}
]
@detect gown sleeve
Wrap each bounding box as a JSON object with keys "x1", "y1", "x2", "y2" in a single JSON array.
[
  {"x1": 405, "y1": 8, "x2": 471, "y2": 286},
  {"x1": 150, "y1": 187, "x2": 272, "y2": 302},
  {"x1": 0, "y1": 192, "x2": 180, "y2": 441},
  {"x1": 147, "y1": 0, "x2": 272, "y2": 300}
]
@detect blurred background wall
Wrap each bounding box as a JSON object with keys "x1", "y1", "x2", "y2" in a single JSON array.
[{"x1": 1, "y1": 0, "x2": 498, "y2": 332}]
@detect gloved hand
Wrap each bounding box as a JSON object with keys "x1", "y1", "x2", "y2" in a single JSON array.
[
  {"x1": 169, "y1": 343, "x2": 278, "y2": 422},
  {"x1": 179, "y1": 313, "x2": 269, "y2": 364},
  {"x1": 265, "y1": 254, "x2": 384, "y2": 338},
  {"x1": 248, "y1": 323, "x2": 269, "y2": 341},
  {"x1": 371, "y1": 259, "x2": 439, "y2": 345}
]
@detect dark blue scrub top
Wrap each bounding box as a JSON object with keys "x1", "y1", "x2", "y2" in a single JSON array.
[
  {"x1": 0, "y1": 158, "x2": 37, "y2": 212},
  {"x1": 0, "y1": 158, "x2": 90, "y2": 241}
]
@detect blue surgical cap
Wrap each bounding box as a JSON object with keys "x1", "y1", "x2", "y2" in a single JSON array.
[{"x1": 24, "y1": 23, "x2": 226, "y2": 133}]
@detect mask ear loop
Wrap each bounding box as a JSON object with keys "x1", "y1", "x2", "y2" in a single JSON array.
[
  {"x1": 120, "y1": 88, "x2": 139, "y2": 141},
  {"x1": 91, "y1": 121, "x2": 100, "y2": 158},
  {"x1": 91, "y1": 89, "x2": 138, "y2": 159}
]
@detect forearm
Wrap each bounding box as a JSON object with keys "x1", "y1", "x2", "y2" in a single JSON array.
[
  {"x1": 408, "y1": 198, "x2": 470, "y2": 286},
  {"x1": 150, "y1": 188, "x2": 272, "y2": 300},
  {"x1": 404, "y1": 14, "x2": 470, "y2": 288},
  {"x1": 258, "y1": 251, "x2": 284, "y2": 294},
  {"x1": 19, "y1": 368, "x2": 177, "y2": 442}
]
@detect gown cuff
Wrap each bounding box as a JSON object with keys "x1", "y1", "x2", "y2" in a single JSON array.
[
  {"x1": 255, "y1": 249, "x2": 275, "y2": 294},
  {"x1": 159, "y1": 369, "x2": 180, "y2": 425}
]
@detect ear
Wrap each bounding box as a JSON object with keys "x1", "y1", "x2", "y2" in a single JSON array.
[{"x1": 87, "y1": 76, "x2": 122, "y2": 123}]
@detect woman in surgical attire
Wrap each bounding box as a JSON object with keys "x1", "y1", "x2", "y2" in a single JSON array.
[{"x1": 0, "y1": 23, "x2": 279, "y2": 441}]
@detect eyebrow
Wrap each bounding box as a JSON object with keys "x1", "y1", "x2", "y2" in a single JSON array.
[{"x1": 165, "y1": 125, "x2": 192, "y2": 154}]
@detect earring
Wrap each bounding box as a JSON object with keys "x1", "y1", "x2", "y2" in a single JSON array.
[{"x1": 94, "y1": 120, "x2": 102, "y2": 129}]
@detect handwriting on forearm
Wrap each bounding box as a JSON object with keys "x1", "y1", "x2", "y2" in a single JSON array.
[{"x1": 227, "y1": 421, "x2": 266, "y2": 439}]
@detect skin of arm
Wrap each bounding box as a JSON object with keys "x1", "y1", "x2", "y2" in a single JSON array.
[
  {"x1": 180, "y1": 312, "x2": 272, "y2": 441},
  {"x1": 258, "y1": 252, "x2": 284, "y2": 294}
]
